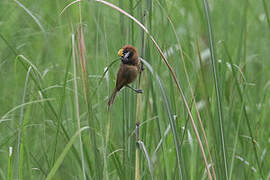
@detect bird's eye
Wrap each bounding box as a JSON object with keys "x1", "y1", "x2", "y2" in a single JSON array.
[{"x1": 123, "y1": 49, "x2": 128, "y2": 54}]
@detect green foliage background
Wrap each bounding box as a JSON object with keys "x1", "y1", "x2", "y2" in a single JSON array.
[{"x1": 0, "y1": 0, "x2": 269, "y2": 179}]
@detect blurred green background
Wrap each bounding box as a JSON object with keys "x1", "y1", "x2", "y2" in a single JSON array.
[{"x1": 0, "y1": 0, "x2": 269, "y2": 179}]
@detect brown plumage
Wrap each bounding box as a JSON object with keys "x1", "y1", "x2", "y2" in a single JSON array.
[{"x1": 108, "y1": 45, "x2": 143, "y2": 106}]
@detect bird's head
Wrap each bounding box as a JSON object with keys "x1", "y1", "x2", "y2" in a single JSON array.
[{"x1": 118, "y1": 45, "x2": 138, "y2": 65}]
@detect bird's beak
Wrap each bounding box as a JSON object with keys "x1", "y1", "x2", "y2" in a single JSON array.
[{"x1": 118, "y1": 48, "x2": 124, "y2": 57}]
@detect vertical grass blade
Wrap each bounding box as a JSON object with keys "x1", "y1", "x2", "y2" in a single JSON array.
[
  {"x1": 8, "y1": 147, "x2": 13, "y2": 180},
  {"x1": 201, "y1": 0, "x2": 228, "y2": 179},
  {"x1": 16, "y1": 66, "x2": 31, "y2": 180},
  {"x1": 72, "y1": 33, "x2": 86, "y2": 180}
]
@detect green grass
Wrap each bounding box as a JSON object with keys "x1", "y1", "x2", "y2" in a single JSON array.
[{"x1": 1, "y1": 0, "x2": 270, "y2": 179}]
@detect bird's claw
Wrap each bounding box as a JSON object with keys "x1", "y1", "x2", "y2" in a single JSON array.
[
  {"x1": 136, "y1": 89, "x2": 143, "y2": 94},
  {"x1": 141, "y1": 61, "x2": 145, "y2": 71}
]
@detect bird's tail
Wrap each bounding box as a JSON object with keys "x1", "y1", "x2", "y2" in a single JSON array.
[{"x1": 107, "y1": 88, "x2": 118, "y2": 107}]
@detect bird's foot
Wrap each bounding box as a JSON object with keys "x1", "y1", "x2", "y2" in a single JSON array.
[{"x1": 136, "y1": 89, "x2": 143, "y2": 94}]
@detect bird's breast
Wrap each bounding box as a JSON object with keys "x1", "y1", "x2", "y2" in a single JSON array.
[{"x1": 121, "y1": 64, "x2": 139, "y2": 83}]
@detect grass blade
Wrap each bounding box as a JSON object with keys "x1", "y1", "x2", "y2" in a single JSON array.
[
  {"x1": 16, "y1": 66, "x2": 32, "y2": 180},
  {"x1": 72, "y1": 32, "x2": 86, "y2": 180},
  {"x1": 201, "y1": 0, "x2": 228, "y2": 178},
  {"x1": 8, "y1": 147, "x2": 13, "y2": 180}
]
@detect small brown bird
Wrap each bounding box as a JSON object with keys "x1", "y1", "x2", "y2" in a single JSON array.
[{"x1": 108, "y1": 45, "x2": 143, "y2": 106}]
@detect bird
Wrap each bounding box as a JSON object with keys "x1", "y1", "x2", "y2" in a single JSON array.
[{"x1": 107, "y1": 45, "x2": 143, "y2": 106}]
